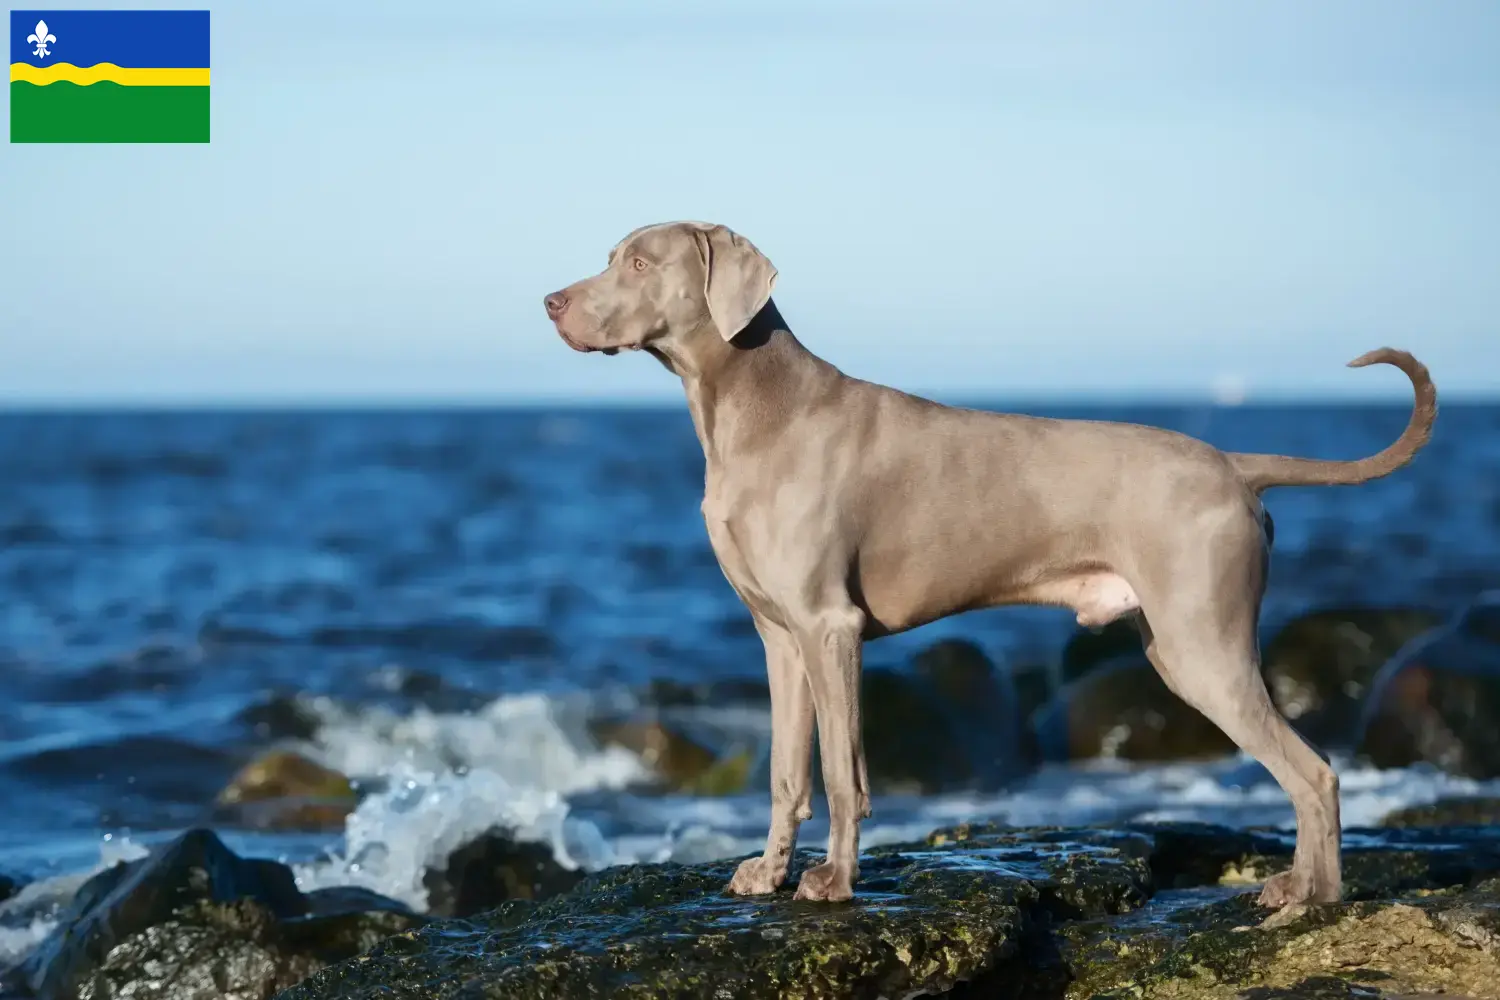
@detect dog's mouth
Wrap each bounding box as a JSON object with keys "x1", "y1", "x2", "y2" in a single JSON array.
[
  {"x1": 556, "y1": 326, "x2": 631, "y2": 356},
  {"x1": 556, "y1": 327, "x2": 597, "y2": 354}
]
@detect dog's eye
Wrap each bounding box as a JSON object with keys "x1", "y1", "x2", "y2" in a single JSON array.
[{"x1": 632, "y1": 257, "x2": 648, "y2": 272}]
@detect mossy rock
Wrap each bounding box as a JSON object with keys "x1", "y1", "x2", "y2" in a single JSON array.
[
  {"x1": 1031, "y1": 658, "x2": 1237, "y2": 762},
  {"x1": 423, "y1": 829, "x2": 586, "y2": 918},
  {"x1": 1059, "y1": 619, "x2": 1144, "y2": 685},
  {"x1": 277, "y1": 826, "x2": 1156, "y2": 999},
  {"x1": 277, "y1": 823, "x2": 1500, "y2": 1000},
  {"x1": 1380, "y1": 796, "x2": 1500, "y2": 828},
  {"x1": 912, "y1": 638, "x2": 1031, "y2": 783},
  {"x1": 588, "y1": 716, "x2": 739, "y2": 794},
  {"x1": 1355, "y1": 600, "x2": 1500, "y2": 778},
  {"x1": 5, "y1": 828, "x2": 420, "y2": 1000},
  {"x1": 214, "y1": 750, "x2": 357, "y2": 832},
  {"x1": 1260, "y1": 606, "x2": 1444, "y2": 747}
]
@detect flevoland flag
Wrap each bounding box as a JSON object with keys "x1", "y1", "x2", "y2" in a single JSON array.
[{"x1": 10, "y1": 9, "x2": 209, "y2": 142}]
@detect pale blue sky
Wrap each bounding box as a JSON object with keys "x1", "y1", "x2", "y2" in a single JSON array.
[{"x1": 2, "y1": 0, "x2": 1496, "y2": 405}]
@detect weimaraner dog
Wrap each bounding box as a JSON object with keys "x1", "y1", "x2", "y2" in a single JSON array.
[{"x1": 543, "y1": 221, "x2": 1437, "y2": 909}]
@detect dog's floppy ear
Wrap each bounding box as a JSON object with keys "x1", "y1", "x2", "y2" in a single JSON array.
[{"x1": 693, "y1": 225, "x2": 777, "y2": 343}]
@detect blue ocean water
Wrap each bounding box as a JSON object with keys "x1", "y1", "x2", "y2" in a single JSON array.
[{"x1": 1, "y1": 402, "x2": 1498, "y2": 957}]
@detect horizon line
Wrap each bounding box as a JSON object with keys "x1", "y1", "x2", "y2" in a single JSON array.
[{"x1": 0, "y1": 391, "x2": 1488, "y2": 413}]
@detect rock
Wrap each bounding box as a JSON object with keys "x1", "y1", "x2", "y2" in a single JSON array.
[
  {"x1": 214, "y1": 750, "x2": 357, "y2": 832},
  {"x1": 275, "y1": 822, "x2": 1500, "y2": 1000},
  {"x1": 640, "y1": 677, "x2": 770, "y2": 708},
  {"x1": 911, "y1": 638, "x2": 1000, "y2": 706},
  {"x1": 6, "y1": 828, "x2": 420, "y2": 1000},
  {"x1": 1261, "y1": 606, "x2": 1444, "y2": 747},
  {"x1": 1059, "y1": 618, "x2": 1144, "y2": 685},
  {"x1": 423, "y1": 830, "x2": 585, "y2": 918},
  {"x1": 0, "y1": 869, "x2": 20, "y2": 904},
  {"x1": 277, "y1": 823, "x2": 1148, "y2": 1000},
  {"x1": 589, "y1": 713, "x2": 755, "y2": 797},
  {"x1": 1031, "y1": 657, "x2": 1238, "y2": 762},
  {"x1": 911, "y1": 638, "x2": 1030, "y2": 782},
  {"x1": 1356, "y1": 593, "x2": 1500, "y2": 778},
  {"x1": 588, "y1": 717, "x2": 727, "y2": 792},
  {"x1": 1380, "y1": 796, "x2": 1500, "y2": 828},
  {"x1": 858, "y1": 666, "x2": 977, "y2": 793},
  {"x1": 234, "y1": 694, "x2": 321, "y2": 743},
  {"x1": 625, "y1": 645, "x2": 1029, "y2": 797},
  {"x1": 1008, "y1": 660, "x2": 1053, "y2": 728}
]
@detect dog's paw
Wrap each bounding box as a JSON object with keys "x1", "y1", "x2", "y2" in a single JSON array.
[
  {"x1": 726, "y1": 855, "x2": 787, "y2": 896},
  {"x1": 1258, "y1": 868, "x2": 1339, "y2": 909},
  {"x1": 792, "y1": 861, "x2": 854, "y2": 902}
]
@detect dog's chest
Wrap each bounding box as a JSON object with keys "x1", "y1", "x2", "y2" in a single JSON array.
[{"x1": 700, "y1": 493, "x2": 790, "y2": 621}]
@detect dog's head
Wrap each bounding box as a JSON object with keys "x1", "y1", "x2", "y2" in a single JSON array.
[{"x1": 543, "y1": 221, "x2": 777, "y2": 358}]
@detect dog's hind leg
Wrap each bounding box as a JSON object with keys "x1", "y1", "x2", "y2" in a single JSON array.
[{"x1": 1136, "y1": 542, "x2": 1341, "y2": 909}]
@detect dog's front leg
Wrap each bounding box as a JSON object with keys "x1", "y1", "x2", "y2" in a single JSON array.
[
  {"x1": 727, "y1": 616, "x2": 814, "y2": 896},
  {"x1": 793, "y1": 604, "x2": 867, "y2": 902}
]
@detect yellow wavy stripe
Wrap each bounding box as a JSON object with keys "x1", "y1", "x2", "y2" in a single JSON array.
[{"x1": 9, "y1": 62, "x2": 209, "y2": 86}]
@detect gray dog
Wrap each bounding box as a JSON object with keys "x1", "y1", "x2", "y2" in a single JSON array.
[{"x1": 544, "y1": 221, "x2": 1437, "y2": 910}]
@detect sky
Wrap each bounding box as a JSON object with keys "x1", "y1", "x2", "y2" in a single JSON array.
[{"x1": 1, "y1": 0, "x2": 1496, "y2": 406}]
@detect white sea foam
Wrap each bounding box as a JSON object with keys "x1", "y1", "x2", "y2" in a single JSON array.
[
  {"x1": 0, "y1": 834, "x2": 149, "y2": 969},
  {"x1": 290, "y1": 763, "x2": 617, "y2": 910},
  {"x1": 304, "y1": 690, "x2": 651, "y2": 797}
]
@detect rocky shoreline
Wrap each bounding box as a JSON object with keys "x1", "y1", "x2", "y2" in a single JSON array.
[
  {"x1": 6, "y1": 598, "x2": 1500, "y2": 998},
  {"x1": 2, "y1": 801, "x2": 1499, "y2": 999}
]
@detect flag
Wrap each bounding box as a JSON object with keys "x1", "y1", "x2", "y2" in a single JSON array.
[{"x1": 10, "y1": 9, "x2": 209, "y2": 143}]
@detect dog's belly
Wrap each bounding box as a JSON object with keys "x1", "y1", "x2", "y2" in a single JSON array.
[{"x1": 858, "y1": 563, "x2": 1141, "y2": 636}]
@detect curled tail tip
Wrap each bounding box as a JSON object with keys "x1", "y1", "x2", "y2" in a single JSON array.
[{"x1": 1346, "y1": 347, "x2": 1409, "y2": 369}]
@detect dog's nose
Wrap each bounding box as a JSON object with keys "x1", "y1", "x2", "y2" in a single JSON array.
[{"x1": 544, "y1": 292, "x2": 569, "y2": 319}]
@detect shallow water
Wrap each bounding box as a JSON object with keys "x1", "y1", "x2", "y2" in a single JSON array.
[{"x1": 2, "y1": 403, "x2": 1499, "y2": 964}]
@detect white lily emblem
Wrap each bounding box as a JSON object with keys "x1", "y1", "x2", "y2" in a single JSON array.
[{"x1": 27, "y1": 20, "x2": 57, "y2": 59}]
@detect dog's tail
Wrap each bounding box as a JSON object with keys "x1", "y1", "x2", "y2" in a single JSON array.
[{"x1": 1227, "y1": 348, "x2": 1437, "y2": 495}]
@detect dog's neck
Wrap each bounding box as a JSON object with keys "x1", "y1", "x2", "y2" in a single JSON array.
[{"x1": 650, "y1": 300, "x2": 838, "y2": 468}]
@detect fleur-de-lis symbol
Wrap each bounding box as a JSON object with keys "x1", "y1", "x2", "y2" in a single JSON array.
[{"x1": 27, "y1": 20, "x2": 57, "y2": 59}]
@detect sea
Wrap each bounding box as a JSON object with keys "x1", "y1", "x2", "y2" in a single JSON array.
[{"x1": 2, "y1": 402, "x2": 1499, "y2": 964}]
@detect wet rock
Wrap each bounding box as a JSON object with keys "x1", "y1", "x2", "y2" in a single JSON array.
[
  {"x1": 276, "y1": 822, "x2": 1500, "y2": 1000},
  {"x1": 277, "y1": 824, "x2": 1149, "y2": 1000},
  {"x1": 423, "y1": 830, "x2": 585, "y2": 918},
  {"x1": 234, "y1": 693, "x2": 321, "y2": 743},
  {"x1": 0, "y1": 869, "x2": 20, "y2": 904},
  {"x1": 6, "y1": 828, "x2": 419, "y2": 1000},
  {"x1": 588, "y1": 716, "x2": 747, "y2": 795},
  {"x1": 1009, "y1": 661, "x2": 1054, "y2": 732},
  {"x1": 859, "y1": 665, "x2": 977, "y2": 793},
  {"x1": 1355, "y1": 593, "x2": 1500, "y2": 778},
  {"x1": 1031, "y1": 657, "x2": 1237, "y2": 761},
  {"x1": 640, "y1": 677, "x2": 770, "y2": 708},
  {"x1": 214, "y1": 750, "x2": 356, "y2": 832},
  {"x1": 587, "y1": 714, "x2": 755, "y2": 797},
  {"x1": 1380, "y1": 796, "x2": 1500, "y2": 828},
  {"x1": 1261, "y1": 606, "x2": 1444, "y2": 747},
  {"x1": 1059, "y1": 618, "x2": 1144, "y2": 685},
  {"x1": 1033, "y1": 884, "x2": 1500, "y2": 1000},
  {"x1": 911, "y1": 638, "x2": 999, "y2": 704},
  {"x1": 912, "y1": 638, "x2": 1030, "y2": 782}
]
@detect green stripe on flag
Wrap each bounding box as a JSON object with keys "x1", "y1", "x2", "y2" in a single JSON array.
[{"x1": 10, "y1": 81, "x2": 209, "y2": 143}]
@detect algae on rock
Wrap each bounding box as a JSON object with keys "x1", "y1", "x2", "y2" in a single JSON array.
[{"x1": 277, "y1": 822, "x2": 1500, "y2": 1000}]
